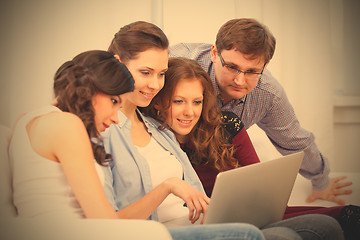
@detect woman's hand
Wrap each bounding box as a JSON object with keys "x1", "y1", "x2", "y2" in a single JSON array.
[{"x1": 164, "y1": 177, "x2": 211, "y2": 224}]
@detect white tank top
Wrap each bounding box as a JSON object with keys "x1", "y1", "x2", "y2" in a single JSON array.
[
  {"x1": 9, "y1": 106, "x2": 105, "y2": 219},
  {"x1": 136, "y1": 137, "x2": 188, "y2": 222}
]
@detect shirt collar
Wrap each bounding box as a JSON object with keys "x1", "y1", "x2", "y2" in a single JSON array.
[
  {"x1": 216, "y1": 94, "x2": 245, "y2": 107},
  {"x1": 116, "y1": 108, "x2": 150, "y2": 127},
  {"x1": 116, "y1": 109, "x2": 129, "y2": 128}
]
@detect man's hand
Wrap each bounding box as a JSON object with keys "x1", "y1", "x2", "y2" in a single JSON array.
[{"x1": 306, "y1": 176, "x2": 353, "y2": 205}]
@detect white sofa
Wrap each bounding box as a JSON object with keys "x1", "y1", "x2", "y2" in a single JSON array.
[{"x1": 0, "y1": 125, "x2": 173, "y2": 240}]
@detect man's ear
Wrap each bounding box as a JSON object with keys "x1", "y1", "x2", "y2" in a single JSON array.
[{"x1": 210, "y1": 45, "x2": 218, "y2": 63}]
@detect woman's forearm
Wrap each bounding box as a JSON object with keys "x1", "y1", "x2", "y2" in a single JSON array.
[{"x1": 115, "y1": 180, "x2": 171, "y2": 219}]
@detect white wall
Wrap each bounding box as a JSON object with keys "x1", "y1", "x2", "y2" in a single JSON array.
[
  {"x1": 0, "y1": 0, "x2": 359, "y2": 172},
  {"x1": 0, "y1": 0, "x2": 153, "y2": 127},
  {"x1": 333, "y1": 96, "x2": 360, "y2": 172}
]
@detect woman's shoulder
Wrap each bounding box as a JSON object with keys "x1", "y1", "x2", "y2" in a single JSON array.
[
  {"x1": 36, "y1": 111, "x2": 84, "y2": 131},
  {"x1": 28, "y1": 110, "x2": 87, "y2": 145},
  {"x1": 142, "y1": 114, "x2": 162, "y2": 128},
  {"x1": 24, "y1": 109, "x2": 88, "y2": 162},
  {"x1": 137, "y1": 109, "x2": 163, "y2": 129},
  {"x1": 141, "y1": 114, "x2": 179, "y2": 143}
]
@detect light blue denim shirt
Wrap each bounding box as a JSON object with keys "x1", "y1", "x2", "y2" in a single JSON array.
[{"x1": 102, "y1": 109, "x2": 205, "y2": 221}]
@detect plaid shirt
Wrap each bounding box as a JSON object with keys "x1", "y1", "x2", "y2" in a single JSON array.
[{"x1": 170, "y1": 43, "x2": 330, "y2": 191}]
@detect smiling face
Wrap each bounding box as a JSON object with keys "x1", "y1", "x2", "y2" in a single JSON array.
[
  {"x1": 123, "y1": 48, "x2": 168, "y2": 108},
  {"x1": 211, "y1": 46, "x2": 267, "y2": 104},
  {"x1": 92, "y1": 92, "x2": 124, "y2": 133},
  {"x1": 165, "y1": 78, "x2": 204, "y2": 143}
]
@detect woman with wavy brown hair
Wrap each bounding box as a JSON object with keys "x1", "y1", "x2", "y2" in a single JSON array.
[
  {"x1": 10, "y1": 50, "x2": 135, "y2": 219},
  {"x1": 145, "y1": 57, "x2": 235, "y2": 168},
  {"x1": 143, "y1": 57, "x2": 260, "y2": 197}
]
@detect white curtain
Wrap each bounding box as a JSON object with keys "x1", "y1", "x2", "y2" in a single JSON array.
[{"x1": 0, "y1": 0, "x2": 154, "y2": 127}]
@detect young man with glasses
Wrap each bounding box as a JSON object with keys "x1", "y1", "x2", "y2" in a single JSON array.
[{"x1": 169, "y1": 18, "x2": 352, "y2": 206}]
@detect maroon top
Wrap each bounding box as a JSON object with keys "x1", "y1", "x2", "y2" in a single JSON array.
[{"x1": 192, "y1": 125, "x2": 260, "y2": 197}]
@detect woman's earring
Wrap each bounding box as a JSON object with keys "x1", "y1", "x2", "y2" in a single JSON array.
[{"x1": 157, "y1": 110, "x2": 160, "y2": 116}]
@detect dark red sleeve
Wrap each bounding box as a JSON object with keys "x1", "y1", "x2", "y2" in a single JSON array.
[{"x1": 232, "y1": 127, "x2": 260, "y2": 166}]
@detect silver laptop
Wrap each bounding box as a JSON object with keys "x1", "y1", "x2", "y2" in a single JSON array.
[{"x1": 203, "y1": 151, "x2": 304, "y2": 228}]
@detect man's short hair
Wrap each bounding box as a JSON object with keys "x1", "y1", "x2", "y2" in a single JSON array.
[{"x1": 215, "y1": 18, "x2": 276, "y2": 63}]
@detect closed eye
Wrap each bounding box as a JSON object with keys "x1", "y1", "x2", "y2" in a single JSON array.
[
  {"x1": 226, "y1": 65, "x2": 238, "y2": 71},
  {"x1": 225, "y1": 65, "x2": 241, "y2": 74},
  {"x1": 246, "y1": 69, "x2": 261, "y2": 74}
]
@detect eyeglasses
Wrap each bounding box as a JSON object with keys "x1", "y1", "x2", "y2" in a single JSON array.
[{"x1": 218, "y1": 52, "x2": 266, "y2": 81}]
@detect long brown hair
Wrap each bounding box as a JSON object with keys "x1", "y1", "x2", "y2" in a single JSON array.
[
  {"x1": 54, "y1": 50, "x2": 134, "y2": 165},
  {"x1": 108, "y1": 21, "x2": 169, "y2": 63},
  {"x1": 144, "y1": 57, "x2": 238, "y2": 171}
]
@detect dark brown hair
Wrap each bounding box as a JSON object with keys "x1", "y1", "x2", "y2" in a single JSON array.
[
  {"x1": 54, "y1": 50, "x2": 134, "y2": 165},
  {"x1": 144, "y1": 57, "x2": 238, "y2": 171},
  {"x1": 216, "y1": 18, "x2": 276, "y2": 63},
  {"x1": 108, "y1": 21, "x2": 169, "y2": 63}
]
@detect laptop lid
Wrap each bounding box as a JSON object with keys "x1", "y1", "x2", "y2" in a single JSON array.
[{"x1": 203, "y1": 151, "x2": 304, "y2": 228}]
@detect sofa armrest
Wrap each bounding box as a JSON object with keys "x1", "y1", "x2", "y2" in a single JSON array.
[{"x1": 0, "y1": 217, "x2": 173, "y2": 240}]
